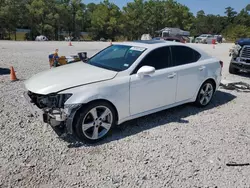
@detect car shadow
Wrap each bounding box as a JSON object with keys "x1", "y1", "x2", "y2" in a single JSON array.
[
  {"x1": 63, "y1": 90, "x2": 236, "y2": 148},
  {"x1": 0, "y1": 68, "x2": 10, "y2": 75}
]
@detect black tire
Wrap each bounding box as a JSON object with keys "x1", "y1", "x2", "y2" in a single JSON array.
[
  {"x1": 194, "y1": 80, "x2": 215, "y2": 107},
  {"x1": 229, "y1": 63, "x2": 239, "y2": 74},
  {"x1": 74, "y1": 101, "x2": 116, "y2": 143}
]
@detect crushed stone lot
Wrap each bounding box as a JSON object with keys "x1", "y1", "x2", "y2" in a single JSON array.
[{"x1": 0, "y1": 41, "x2": 250, "y2": 188}]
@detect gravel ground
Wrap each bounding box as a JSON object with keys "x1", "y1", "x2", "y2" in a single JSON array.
[{"x1": 0, "y1": 41, "x2": 250, "y2": 188}]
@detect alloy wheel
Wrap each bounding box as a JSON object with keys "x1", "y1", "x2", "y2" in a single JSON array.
[
  {"x1": 82, "y1": 106, "x2": 113, "y2": 140},
  {"x1": 199, "y1": 83, "x2": 214, "y2": 106}
]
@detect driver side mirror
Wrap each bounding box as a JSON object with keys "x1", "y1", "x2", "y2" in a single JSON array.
[{"x1": 137, "y1": 66, "x2": 155, "y2": 78}]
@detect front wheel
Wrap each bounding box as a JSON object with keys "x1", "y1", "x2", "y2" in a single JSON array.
[
  {"x1": 74, "y1": 101, "x2": 116, "y2": 143},
  {"x1": 195, "y1": 81, "x2": 215, "y2": 107}
]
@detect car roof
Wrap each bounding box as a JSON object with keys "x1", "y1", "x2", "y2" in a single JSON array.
[
  {"x1": 114, "y1": 40, "x2": 212, "y2": 59},
  {"x1": 115, "y1": 40, "x2": 187, "y2": 49}
]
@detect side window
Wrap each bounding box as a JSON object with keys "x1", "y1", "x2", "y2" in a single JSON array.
[
  {"x1": 133, "y1": 46, "x2": 171, "y2": 73},
  {"x1": 193, "y1": 49, "x2": 201, "y2": 61},
  {"x1": 171, "y1": 46, "x2": 201, "y2": 66}
]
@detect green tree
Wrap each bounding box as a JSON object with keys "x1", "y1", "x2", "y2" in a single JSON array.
[
  {"x1": 0, "y1": 0, "x2": 24, "y2": 40},
  {"x1": 223, "y1": 25, "x2": 250, "y2": 40},
  {"x1": 246, "y1": 4, "x2": 250, "y2": 11},
  {"x1": 225, "y1": 6, "x2": 237, "y2": 24},
  {"x1": 123, "y1": 0, "x2": 146, "y2": 40},
  {"x1": 0, "y1": 0, "x2": 249, "y2": 41},
  {"x1": 89, "y1": 0, "x2": 122, "y2": 40}
]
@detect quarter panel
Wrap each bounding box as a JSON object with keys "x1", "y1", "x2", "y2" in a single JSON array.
[
  {"x1": 175, "y1": 57, "x2": 221, "y2": 103},
  {"x1": 191, "y1": 57, "x2": 222, "y2": 101},
  {"x1": 175, "y1": 60, "x2": 206, "y2": 102}
]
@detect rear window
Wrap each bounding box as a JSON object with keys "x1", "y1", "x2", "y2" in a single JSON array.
[{"x1": 171, "y1": 46, "x2": 201, "y2": 66}]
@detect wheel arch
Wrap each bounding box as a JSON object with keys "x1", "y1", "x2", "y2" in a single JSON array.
[
  {"x1": 193, "y1": 78, "x2": 217, "y2": 107},
  {"x1": 193, "y1": 77, "x2": 217, "y2": 101},
  {"x1": 71, "y1": 99, "x2": 119, "y2": 134},
  {"x1": 204, "y1": 78, "x2": 217, "y2": 90}
]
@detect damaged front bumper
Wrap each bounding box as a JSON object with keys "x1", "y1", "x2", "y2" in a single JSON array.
[
  {"x1": 231, "y1": 59, "x2": 250, "y2": 72},
  {"x1": 23, "y1": 91, "x2": 81, "y2": 134},
  {"x1": 23, "y1": 91, "x2": 46, "y2": 122}
]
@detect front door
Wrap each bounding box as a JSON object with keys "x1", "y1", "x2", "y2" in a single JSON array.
[{"x1": 129, "y1": 46, "x2": 177, "y2": 115}]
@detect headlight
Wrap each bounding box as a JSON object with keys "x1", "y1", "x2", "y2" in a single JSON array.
[
  {"x1": 58, "y1": 94, "x2": 72, "y2": 107},
  {"x1": 61, "y1": 94, "x2": 72, "y2": 102},
  {"x1": 38, "y1": 93, "x2": 72, "y2": 108}
]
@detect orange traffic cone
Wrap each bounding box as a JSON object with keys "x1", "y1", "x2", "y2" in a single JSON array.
[
  {"x1": 69, "y1": 41, "x2": 73, "y2": 46},
  {"x1": 10, "y1": 66, "x2": 18, "y2": 81}
]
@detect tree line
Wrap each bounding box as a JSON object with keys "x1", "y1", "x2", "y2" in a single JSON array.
[{"x1": 0, "y1": 0, "x2": 250, "y2": 41}]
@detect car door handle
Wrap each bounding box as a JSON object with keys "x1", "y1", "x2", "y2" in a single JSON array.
[
  {"x1": 168, "y1": 73, "x2": 176, "y2": 78},
  {"x1": 199, "y1": 66, "x2": 206, "y2": 71}
]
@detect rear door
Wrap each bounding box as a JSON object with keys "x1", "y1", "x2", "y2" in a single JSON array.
[{"x1": 170, "y1": 45, "x2": 205, "y2": 102}]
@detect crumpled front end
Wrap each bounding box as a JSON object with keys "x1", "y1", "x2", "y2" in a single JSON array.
[
  {"x1": 230, "y1": 44, "x2": 250, "y2": 71},
  {"x1": 229, "y1": 44, "x2": 242, "y2": 58},
  {"x1": 23, "y1": 91, "x2": 81, "y2": 134}
]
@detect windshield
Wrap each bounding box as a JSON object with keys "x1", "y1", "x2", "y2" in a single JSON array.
[{"x1": 87, "y1": 45, "x2": 146, "y2": 71}]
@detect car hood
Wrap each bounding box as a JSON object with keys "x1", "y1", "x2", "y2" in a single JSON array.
[{"x1": 24, "y1": 62, "x2": 118, "y2": 95}]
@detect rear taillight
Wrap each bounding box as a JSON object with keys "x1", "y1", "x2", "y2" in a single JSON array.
[
  {"x1": 219, "y1": 61, "x2": 223, "y2": 75},
  {"x1": 219, "y1": 60, "x2": 223, "y2": 68}
]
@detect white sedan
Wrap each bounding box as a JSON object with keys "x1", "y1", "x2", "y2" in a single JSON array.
[{"x1": 24, "y1": 40, "x2": 223, "y2": 143}]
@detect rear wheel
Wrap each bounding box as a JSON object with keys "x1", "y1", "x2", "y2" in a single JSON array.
[
  {"x1": 195, "y1": 80, "x2": 215, "y2": 107},
  {"x1": 74, "y1": 101, "x2": 116, "y2": 143},
  {"x1": 229, "y1": 63, "x2": 239, "y2": 74}
]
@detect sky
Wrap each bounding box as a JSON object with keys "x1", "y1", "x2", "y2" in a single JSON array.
[{"x1": 83, "y1": 0, "x2": 249, "y2": 15}]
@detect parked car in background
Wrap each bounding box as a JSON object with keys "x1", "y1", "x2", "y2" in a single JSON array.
[
  {"x1": 35, "y1": 35, "x2": 48, "y2": 41},
  {"x1": 100, "y1": 38, "x2": 106, "y2": 42},
  {"x1": 24, "y1": 40, "x2": 223, "y2": 143},
  {"x1": 65, "y1": 36, "x2": 73, "y2": 41},
  {"x1": 195, "y1": 34, "x2": 213, "y2": 44},
  {"x1": 229, "y1": 38, "x2": 250, "y2": 74},
  {"x1": 153, "y1": 36, "x2": 185, "y2": 43}
]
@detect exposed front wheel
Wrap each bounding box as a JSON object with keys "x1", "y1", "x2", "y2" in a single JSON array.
[
  {"x1": 74, "y1": 101, "x2": 116, "y2": 143},
  {"x1": 195, "y1": 81, "x2": 215, "y2": 107}
]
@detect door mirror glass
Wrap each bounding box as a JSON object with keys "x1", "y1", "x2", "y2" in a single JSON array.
[{"x1": 137, "y1": 66, "x2": 155, "y2": 77}]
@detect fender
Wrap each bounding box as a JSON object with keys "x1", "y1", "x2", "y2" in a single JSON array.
[{"x1": 59, "y1": 78, "x2": 130, "y2": 122}]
